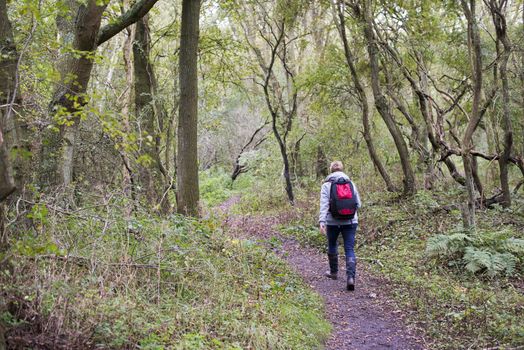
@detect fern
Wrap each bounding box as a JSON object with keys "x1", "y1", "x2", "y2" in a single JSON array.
[
  {"x1": 463, "y1": 247, "x2": 517, "y2": 277},
  {"x1": 426, "y1": 227, "x2": 523, "y2": 278},
  {"x1": 503, "y1": 238, "x2": 524, "y2": 256},
  {"x1": 425, "y1": 233, "x2": 472, "y2": 258}
]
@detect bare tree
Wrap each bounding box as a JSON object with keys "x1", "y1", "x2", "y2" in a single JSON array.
[
  {"x1": 235, "y1": 1, "x2": 301, "y2": 204},
  {"x1": 231, "y1": 121, "x2": 268, "y2": 182}
]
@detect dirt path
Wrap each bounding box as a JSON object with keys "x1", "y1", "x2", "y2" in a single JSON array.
[{"x1": 219, "y1": 198, "x2": 426, "y2": 349}]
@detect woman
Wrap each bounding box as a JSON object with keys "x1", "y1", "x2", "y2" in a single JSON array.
[{"x1": 319, "y1": 161, "x2": 361, "y2": 291}]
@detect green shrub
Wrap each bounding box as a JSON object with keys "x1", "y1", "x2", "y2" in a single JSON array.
[{"x1": 199, "y1": 168, "x2": 234, "y2": 207}]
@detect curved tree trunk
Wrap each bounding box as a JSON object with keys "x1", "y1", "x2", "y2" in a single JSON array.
[
  {"x1": 335, "y1": 1, "x2": 396, "y2": 192},
  {"x1": 40, "y1": 0, "x2": 161, "y2": 190},
  {"x1": 359, "y1": 0, "x2": 416, "y2": 196},
  {"x1": 176, "y1": 0, "x2": 201, "y2": 216},
  {"x1": 487, "y1": 0, "x2": 513, "y2": 207}
]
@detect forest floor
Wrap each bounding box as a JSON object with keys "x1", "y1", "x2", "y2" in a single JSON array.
[{"x1": 218, "y1": 197, "x2": 426, "y2": 349}]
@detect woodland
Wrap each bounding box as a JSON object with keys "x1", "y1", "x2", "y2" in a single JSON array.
[{"x1": 0, "y1": 0, "x2": 524, "y2": 349}]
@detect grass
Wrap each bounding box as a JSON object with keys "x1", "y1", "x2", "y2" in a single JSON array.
[{"x1": 1, "y1": 193, "x2": 330, "y2": 349}]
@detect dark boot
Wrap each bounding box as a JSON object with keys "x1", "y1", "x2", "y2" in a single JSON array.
[
  {"x1": 346, "y1": 256, "x2": 356, "y2": 291},
  {"x1": 325, "y1": 254, "x2": 338, "y2": 280}
]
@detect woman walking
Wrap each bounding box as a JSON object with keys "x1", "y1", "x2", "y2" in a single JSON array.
[{"x1": 319, "y1": 161, "x2": 361, "y2": 291}]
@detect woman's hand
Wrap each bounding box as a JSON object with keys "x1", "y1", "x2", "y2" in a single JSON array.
[{"x1": 320, "y1": 224, "x2": 327, "y2": 235}]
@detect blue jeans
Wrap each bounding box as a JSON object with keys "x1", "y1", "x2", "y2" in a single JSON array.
[{"x1": 327, "y1": 224, "x2": 357, "y2": 278}]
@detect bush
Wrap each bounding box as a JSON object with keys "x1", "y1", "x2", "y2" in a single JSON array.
[{"x1": 199, "y1": 168, "x2": 234, "y2": 207}]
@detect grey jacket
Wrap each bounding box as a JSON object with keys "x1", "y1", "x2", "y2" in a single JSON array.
[{"x1": 319, "y1": 171, "x2": 361, "y2": 226}]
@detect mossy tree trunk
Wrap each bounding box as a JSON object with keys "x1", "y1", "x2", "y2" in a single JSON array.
[{"x1": 42, "y1": 0, "x2": 107, "y2": 189}]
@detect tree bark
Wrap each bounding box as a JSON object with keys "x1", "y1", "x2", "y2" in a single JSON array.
[
  {"x1": 176, "y1": 0, "x2": 201, "y2": 216},
  {"x1": 487, "y1": 0, "x2": 513, "y2": 207},
  {"x1": 0, "y1": 3, "x2": 16, "y2": 348},
  {"x1": 359, "y1": 0, "x2": 416, "y2": 196},
  {"x1": 96, "y1": 0, "x2": 160, "y2": 46},
  {"x1": 40, "y1": 0, "x2": 160, "y2": 190},
  {"x1": 335, "y1": 1, "x2": 396, "y2": 192},
  {"x1": 41, "y1": 0, "x2": 107, "y2": 188},
  {"x1": 460, "y1": 0, "x2": 484, "y2": 229},
  {"x1": 272, "y1": 117, "x2": 295, "y2": 204},
  {"x1": 134, "y1": 15, "x2": 169, "y2": 210},
  {"x1": 121, "y1": 20, "x2": 136, "y2": 212},
  {"x1": 0, "y1": 0, "x2": 17, "y2": 201}
]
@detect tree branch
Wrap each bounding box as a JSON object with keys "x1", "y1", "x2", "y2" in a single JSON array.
[{"x1": 96, "y1": 0, "x2": 160, "y2": 46}]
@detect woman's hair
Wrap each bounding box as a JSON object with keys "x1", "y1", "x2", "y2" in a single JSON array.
[{"x1": 330, "y1": 161, "x2": 343, "y2": 173}]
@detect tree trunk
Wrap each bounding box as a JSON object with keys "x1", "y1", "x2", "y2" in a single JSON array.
[
  {"x1": 0, "y1": 3, "x2": 16, "y2": 347},
  {"x1": 487, "y1": 0, "x2": 513, "y2": 207},
  {"x1": 41, "y1": 0, "x2": 107, "y2": 188},
  {"x1": 134, "y1": 15, "x2": 168, "y2": 210},
  {"x1": 335, "y1": 1, "x2": 396, "y2": 192},
  {"x1": 360, "y1": 0, "x2": 416, "y2": 196},
  {"x1": 417, "y1": 63, "x2": 437, "y2": 189},
  {"x1": 121, "y1": 20, "x2": 137, "y2": 213},
  {"x1": 290, "y1": 134, "x2": 304, "y2": 180},
  {"x1": 316, "y1": 146, "x2": 328, "y2": 179},
  {"x1": 272, "y1": 119, "x2": 295, "y2": 204},
  {"x1": 176, "y1": 0, "x2": 201, "y2": 216},
  {"x1": 472, "y1": 155, "x2": 484, "y2": 203},
  {"x1": 0, "y1": 0, "x2": 17, "y2": 203},
  {"x1": 461, "y1": 0, "x2": 483, "y2": 229},
  {"x1": 40, "y1": 0, "x2": 160, "y2": 190}
]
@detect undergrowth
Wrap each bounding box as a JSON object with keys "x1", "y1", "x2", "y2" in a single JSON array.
[
  {"x1": 248, "y1": 175, "x2": 524, "y2": 349},
  {"x1": 359, "y1": 190, "x2": 524, "y2": 349},
  {"x1": 1, "y1": 192, "x2": 330, "y2": 349}
]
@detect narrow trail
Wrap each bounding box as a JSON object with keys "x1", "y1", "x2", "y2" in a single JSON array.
[{"x1": 219, "y1": 197, "x2": 426, "y2": 350}]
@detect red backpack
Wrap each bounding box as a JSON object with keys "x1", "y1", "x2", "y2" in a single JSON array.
[{"x1": 329, "y1": 178, "x2": 357, "y2": 220}]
